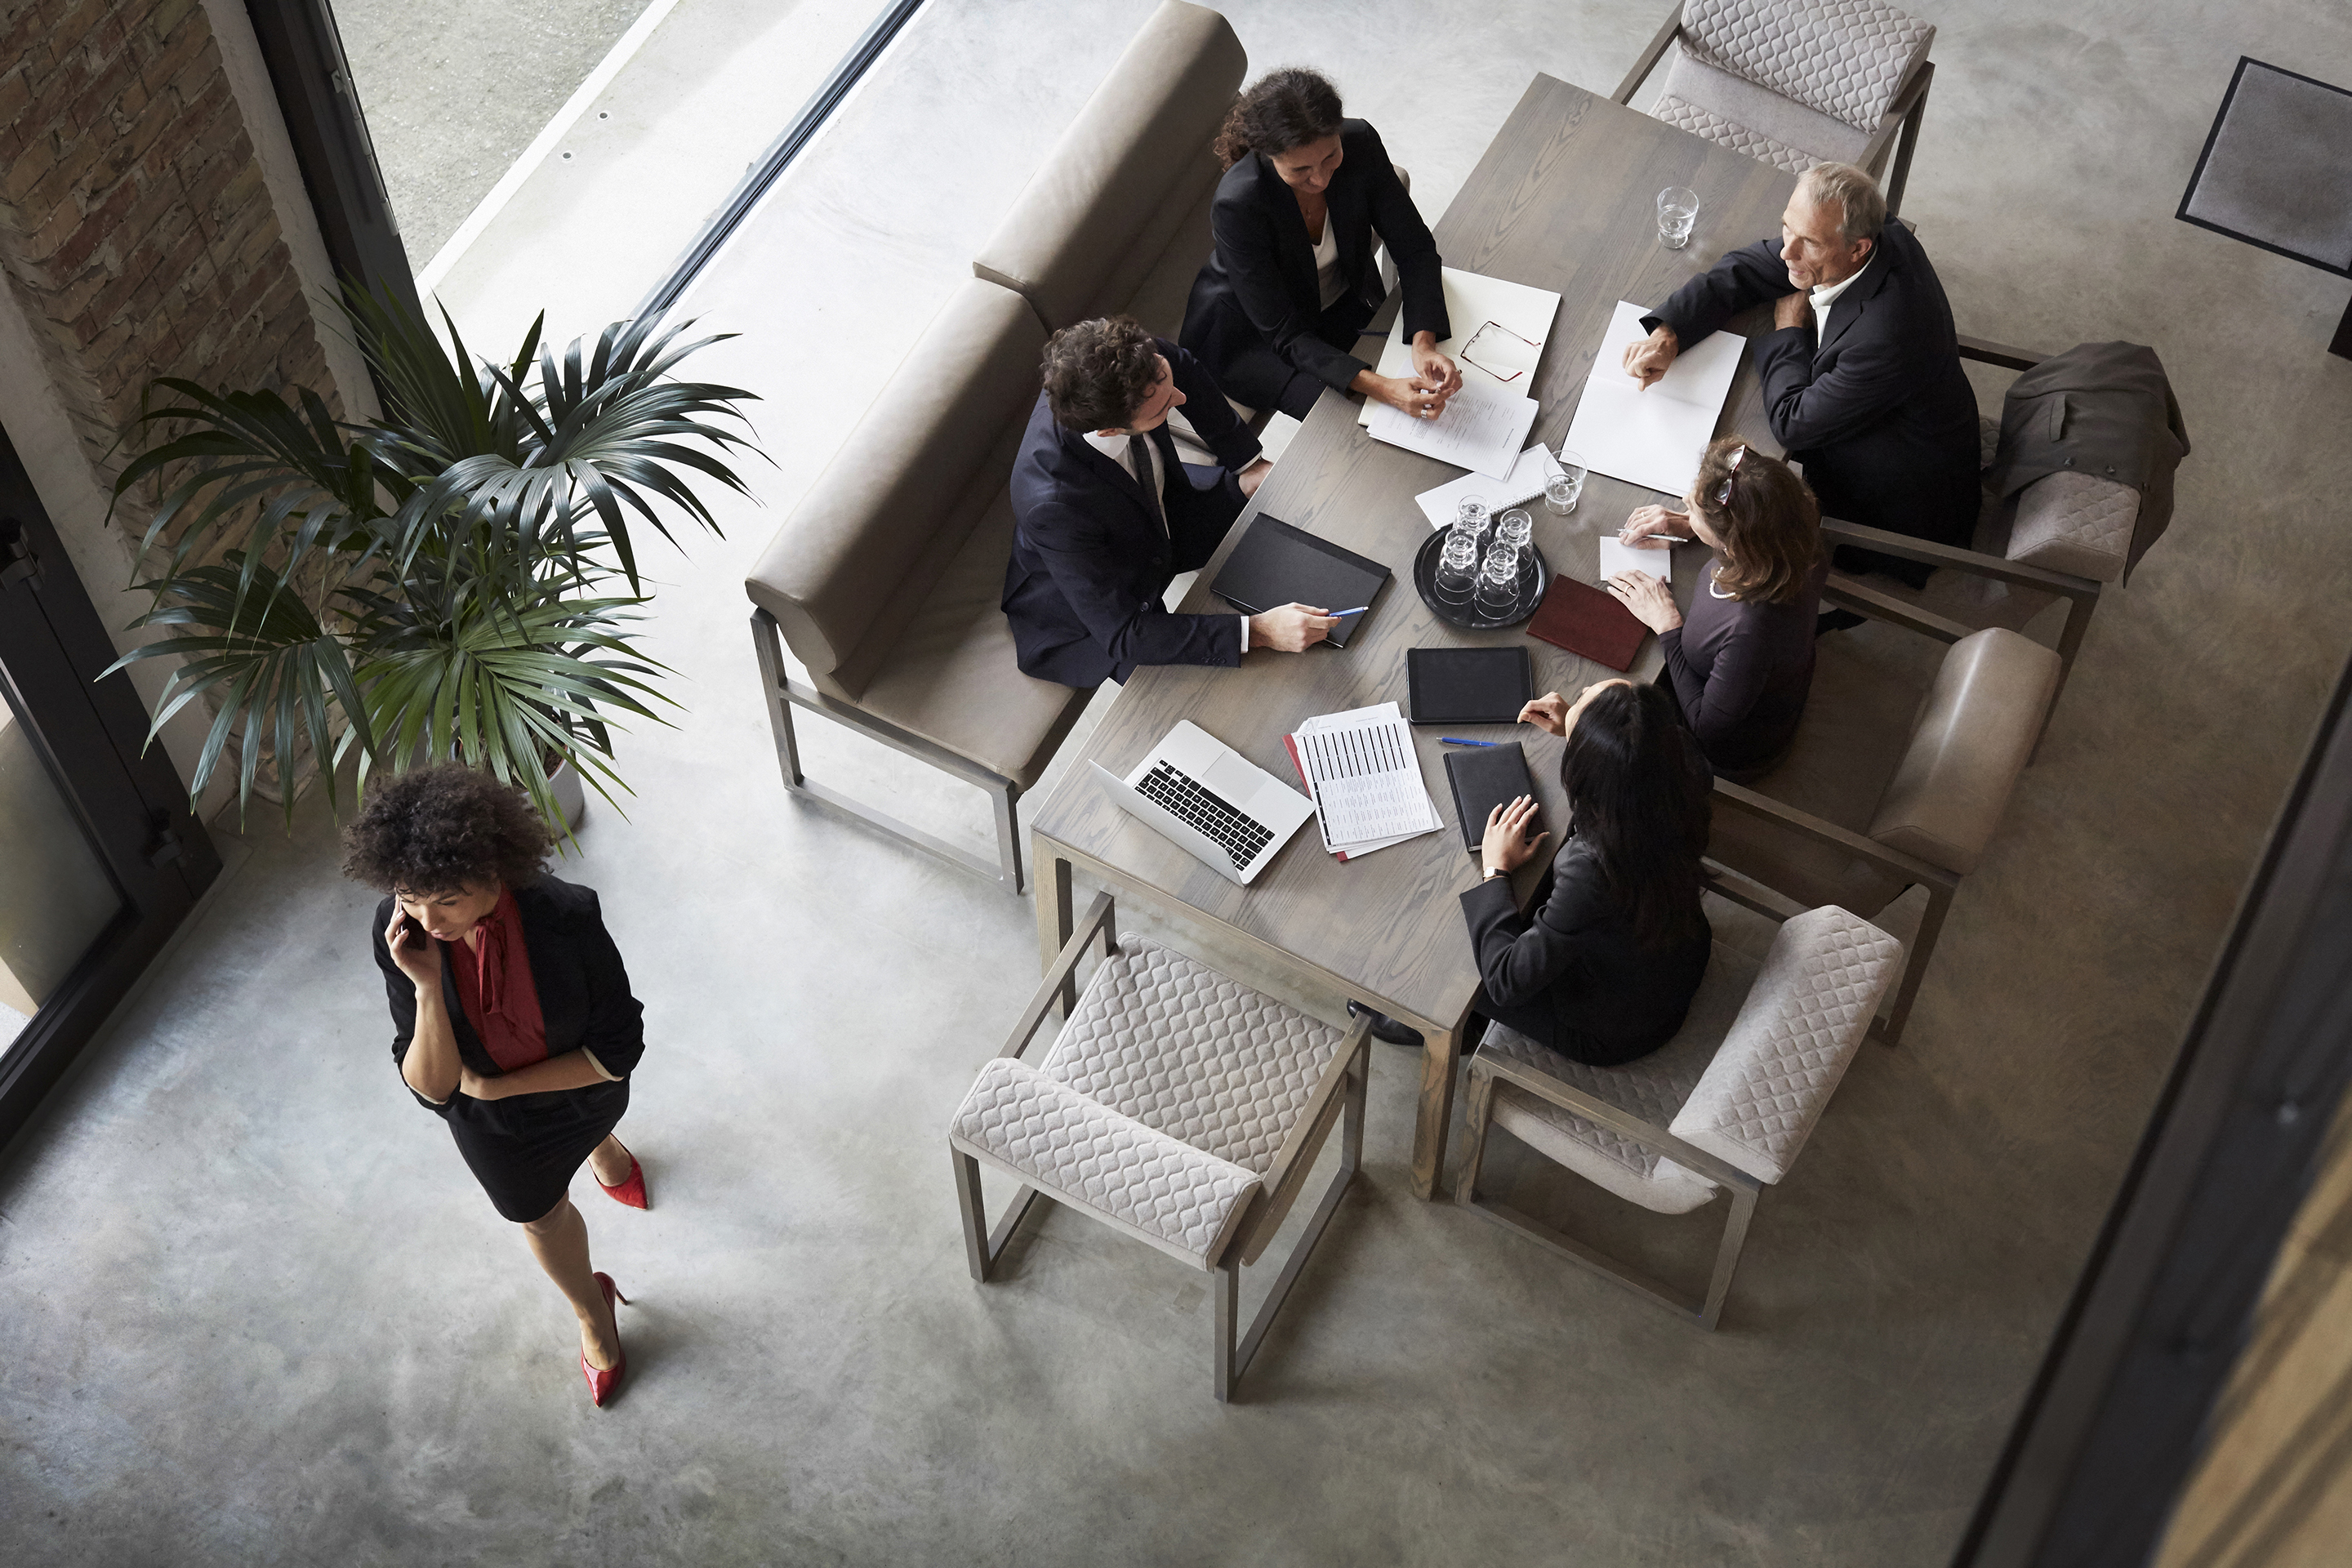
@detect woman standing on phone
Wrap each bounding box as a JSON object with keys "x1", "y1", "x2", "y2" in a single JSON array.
[{"x1": 345, "y1": 764, "x2": 650, "y2": 1407}]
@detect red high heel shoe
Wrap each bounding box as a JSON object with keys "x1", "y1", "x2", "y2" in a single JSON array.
[
  {"x1": 583, "y1": 1272, "x2": 629, "y2": 1407},
  {"x1": 595, "y1": 1142, "x2": 649, "y2": 1210}
]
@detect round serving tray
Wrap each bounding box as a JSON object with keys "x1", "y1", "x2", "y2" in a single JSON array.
[{"x1": 1411, "y1": 530, "x2": 1552, "y2": 630}]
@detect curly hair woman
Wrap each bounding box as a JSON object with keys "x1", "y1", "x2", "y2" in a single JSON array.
[{"x1": 344, "y1": 764, "x2": 649, "y2": 1406}]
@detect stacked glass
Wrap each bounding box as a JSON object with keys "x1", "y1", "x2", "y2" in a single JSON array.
[
  {"x1": 1433, "y1": 530, "x2": 1481, "y2": 604},
  {"x1": 1475, "y1": 543, "x2": 1522, "y2": 617}
]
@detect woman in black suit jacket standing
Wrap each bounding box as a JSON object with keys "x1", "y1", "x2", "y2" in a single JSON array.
[
  {"x1": 1463, "y1": 680, "x2": 1714, "y2": 1066},
  {"x1": 1182, "y1": 69, "x2": 1459, "y2": 421},
  {"x1": 346, "y1": 764, "x2": 650, "y2": 1407}
]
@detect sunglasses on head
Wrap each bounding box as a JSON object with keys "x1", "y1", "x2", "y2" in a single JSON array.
[{"x1": 1713, "y1": 444, "x2": 1748, "y2": 506}]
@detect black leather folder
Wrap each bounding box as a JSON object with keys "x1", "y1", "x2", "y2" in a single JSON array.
[
  {"x1": 1209, "y1": 514, "x2": 1389, "y2": 648},
  {"x1": 1442, "y1": 741, "x2": 1541, "y2": 852}
]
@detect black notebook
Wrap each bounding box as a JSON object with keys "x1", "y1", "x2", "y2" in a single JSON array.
[
  {"x1": 1406, "y1": 646, "x2": 1534, "y2": 724},
  {"x1": 1442, "y1": 742, "x2": 1541, "y2": 852},
  {"x1": 1209, "y1": 514, "x2": 1390, "y2": 648}
]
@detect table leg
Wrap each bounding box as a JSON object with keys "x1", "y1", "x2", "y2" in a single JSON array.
[
  {"x1": 1035, "y1": 844, "x2": 1076, "y2": 1018},
  {"x1": 1410, "y1": 1015, "x2": 1467, "y2": 1200},
  {"x1": 2332, "y1": 292, "x2": 2352, "y2": 360}
]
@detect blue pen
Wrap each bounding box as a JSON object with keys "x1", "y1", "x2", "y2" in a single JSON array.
[
  {"x1": 1440, "y1": 737, "x2": 1499, "y2": 746},
  {"x1": 1329, "y1": 606, "x2": 1370, "y2": 617}
]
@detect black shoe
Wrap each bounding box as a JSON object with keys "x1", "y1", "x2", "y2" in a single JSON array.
[
  {"x1": 1815, "y1": 608, "x2": 1866, "y2": 636},
  {"x1": 1348, "y1": 1000, "x2": 1423, "y2": 1046}
]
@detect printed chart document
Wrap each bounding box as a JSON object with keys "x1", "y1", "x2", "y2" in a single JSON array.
[
  {"x1": 1367, "y1": 373, "x2": 1538, "y2": 480},
  {"x1": 1560, "y1": 301, "x2": 1745, "y2": 497},
  {"x1": 1414, "y1": 444, "x2": 1562, "y2": 528},
  {"x1": 1598, "y1": 535, "x2": 1675, "y2": 585},
  {"x1": 1283, "y1": 702, "x2": 1440, "y2": 858},
  {"x1": 1361, "y1": 267, "x2": 1564, "y2": 425}
]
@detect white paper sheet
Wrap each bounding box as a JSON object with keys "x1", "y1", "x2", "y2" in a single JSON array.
[
  {"x1": 1559, "y1": 301, "x2": 1745, "y2": 497},
  {"x1": 1361, "y1": 268, "x2": 1564, "y2": 425},
  {"x1": 1366, "y1": 373, "x2": 1538, "y2": 480},
  {"x1": 1414, "y1": 444, "x2": 1562, "y2": 528},
  {"x1": 1290, "y1": 703, "x2": 1440, "y2": 855},
  {"x1": 1598, "y1": 535, "x2": 1676, "y2": 585}
]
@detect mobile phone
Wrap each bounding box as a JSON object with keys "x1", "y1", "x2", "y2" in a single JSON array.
[{"x1": 392, "y1": 911, "x2": 429, "y2": 952}]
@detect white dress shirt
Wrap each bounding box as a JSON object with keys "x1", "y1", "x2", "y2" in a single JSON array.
[
  {"x1": 1082, "y1": 426, "x2": 1250, "y2": 651},
  {"x1": 1807, "y1": 263, "x2": 1864, "y2": 341},
  {"x1": 1309, "y1": 215, "x2": 1346, "y2": 309}
]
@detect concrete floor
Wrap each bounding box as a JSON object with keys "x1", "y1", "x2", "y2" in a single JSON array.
[{"x1": 7, "y1": 1, "x2": 2352, "y2": 1563}]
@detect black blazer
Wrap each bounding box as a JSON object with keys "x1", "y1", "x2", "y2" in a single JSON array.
[
  {"x1": 372, "y1": 875, "x2": 645, "y2": 1113},
  {"x1": 1459, "y1": 773, "x2": 1714, "y2": 1066},
  {"x1": 1644, "y1": 220, "x2": 1980, "y2": 547},
  {"x1": 1181, "y1": 120, "x2": 1448, "y2": 397},
  {"x1": 1002, "y1": 337, "x2": 1263, "y2": 688}
]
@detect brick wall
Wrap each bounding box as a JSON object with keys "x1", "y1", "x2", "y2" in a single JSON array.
[{"x1": 0, "y1": 0, "x2": 339, "y2": 492}]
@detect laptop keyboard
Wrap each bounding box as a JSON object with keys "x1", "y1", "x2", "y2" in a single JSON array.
[{"x1": 1137, "y1": 762, "x2": 1274, "y2": 871}]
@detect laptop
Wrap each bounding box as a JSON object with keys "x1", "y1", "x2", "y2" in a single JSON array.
[{"x1": 1088, "y1": 720, "x2": 1316, "y2": 884}]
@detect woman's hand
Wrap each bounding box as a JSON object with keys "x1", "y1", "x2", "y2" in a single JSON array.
[
  {"x1": 1410, "y1": 332, "x2": 1462, "y2": 401},
  {"x1": 384, "y1": 907, "x2": 439, "y2": 989},
  {"x1": 1606, "y1": 568, "x2": 1682, "y2": 632},
  {"x1": 1480, "y1": 795, "x2": 1550, "y2": 878},
  {"x1": 1377, "y1": 373, "x2": 1448, "y2": 421},
  {"x1": 1617, "y1": 504, "x2": 1688, "y2": 547},
  {"x1": 1518, "y1": 692, "x2": 1570, "y2": 736},
  {"x1": 457, "y1": 1065, "x2": 507, "y2": 1102}
]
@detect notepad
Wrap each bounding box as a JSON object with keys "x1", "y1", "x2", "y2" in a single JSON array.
[
  {"x1": 1598, "y1": 535, "x2": 1675, "y2": 585},
  {"x1": 1414, "y1": 445, "x2": 1561, "y2": 529},
  {"x1": 1443, "y1": 742, "x2": 1541, "y2": 852},
  {"x1": 1559, "y1": 301, "x2": 1746, "y2": 497},
  {"x1": 1367, "y1": 373, "x2": 1538, "y2": 480}
]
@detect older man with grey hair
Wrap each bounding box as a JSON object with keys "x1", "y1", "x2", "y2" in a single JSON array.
[{"x1": 1622, "y1": 162, "x2": 1980, "y2": 595}]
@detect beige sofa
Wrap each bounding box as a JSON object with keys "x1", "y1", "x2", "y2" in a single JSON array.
[{"x1": 744, "y1": 1, "x2": 1246, "y2": 891}]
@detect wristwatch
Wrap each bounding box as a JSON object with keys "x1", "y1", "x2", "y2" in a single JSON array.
[{"x1": 1482, "y1": 866, "x2": 1509, "y2": 880}]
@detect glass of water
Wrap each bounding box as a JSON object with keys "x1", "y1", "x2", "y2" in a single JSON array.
[
  {"x1": 1475, "y1": 543, "x2": 1521, "y2": 617},
  {"x1": 1434, "y1": 530, "x2": 1481, "y2": 604},
  {"x1": 1657, "y1": 187, "x2": 1698, "y2": 250},
  {"x1": 1547, "y1": 448, "x2": 1587, "y2": 514},
  {"x1": 1452, "y1": 495, "x2": 1492, "y2": 547}
]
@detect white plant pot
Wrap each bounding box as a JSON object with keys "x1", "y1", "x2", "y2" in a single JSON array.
[{"x1": 548, "y1": 757, "x2": 588, "y2": 832}]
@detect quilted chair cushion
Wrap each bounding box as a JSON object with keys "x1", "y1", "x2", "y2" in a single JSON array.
[
  {"x1": 1670, "y1": 906, "x2": 1901, "y2": 1183},
  {"x1": 1481, "y1": 942, "x2": 1762, "y2": 1217},
  {"x1": 1681, "y1": 0, "x2": 1935, "y2": 131},
  {"x1": 1652, "y1": 47, "x2": 1870, "y2": 172},
  {"x1": 2002, "y1": 470, "x2": 2137, "y2": 583},
  {"x1": 951, "y1": 1055, "x2": 1262, "y2": 1267},
  {"x1": 1041, "y1": 937, "x2": 1346, "y2": 1176}
]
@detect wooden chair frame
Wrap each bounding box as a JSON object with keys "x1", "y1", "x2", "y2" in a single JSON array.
[
  {"x1": 751, "y1": 608, "x2": 1038, "y2": 893},
  {"x1": 1613, "y1": 2, "x2": 1936, "y2": 217},
  {"x1": 951, "y1": 891, "x2": 1374, "y2": 1401},
  {"x1": 1453, "y1": 872, "x2": 1810, "y2": 1330}
]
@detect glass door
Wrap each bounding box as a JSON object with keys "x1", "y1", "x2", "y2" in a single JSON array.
[{"x1": 0, "y1": 686, "x2": 127, "y2": 1049}]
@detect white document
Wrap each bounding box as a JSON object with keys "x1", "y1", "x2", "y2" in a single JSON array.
[
  {"x1": 1290, "y1": 703, "x2": 1440, "y2": 856},
  {"x1": 1367, "y1": 373, "x2": 1539, "y2": 480},
  {"x1": 1598, "y1": 535, "x2": 1675, "y2": 585},
  {"x1": 1361, "y1": 268, "x2": 1564, "y2": 425},
  {"x1": 1560, "y1": 301, "x2": 1746, "y2": 497},
  {"x1": 1414, "y1": 444, "x2": 1561, "y2": 529}
]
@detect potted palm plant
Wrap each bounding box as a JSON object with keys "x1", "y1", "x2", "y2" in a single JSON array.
[{"x1": 106, "y1": 289, "x2": 759, "y2": 831}]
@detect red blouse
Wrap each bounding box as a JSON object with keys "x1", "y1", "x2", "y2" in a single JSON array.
[{"x1": 448, "y1": 886, "x2": 550, "y2": 1071}]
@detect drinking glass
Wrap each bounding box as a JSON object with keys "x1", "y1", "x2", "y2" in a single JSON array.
[
  {"x1": 1475, "y1": 543, "x2": 1521, "y2": 617},
  {"x1": 1657, "y1": 187, "x2": 1698, "y2": 250},
  {"x1": 1450, "y1": 495, "x2": 1492, "y2": 551},
  {"x1": 1434, "y1": 531, "x2": 1481, "y2": 604},
  {"x1": 1494, "y1": 510, "x2": 1533, "y2": 584},
  {"x1": 1546, "y1": 448, "x2": 1587, "y2": 514}
]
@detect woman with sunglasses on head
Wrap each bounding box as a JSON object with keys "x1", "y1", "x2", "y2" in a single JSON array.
[
  {"x1": 345, "y1": 764, "x2": 650, "y2": 1408},
  {"x1": 1606, "y1": 438, "x2": 1830, "y2": 781},
  {"x1": 1180, "y1": 68, "x2": 1461, "y2": 422},
  {"x1": 1463, "y1": 679, "x2": 1714, "y2": 1065}
]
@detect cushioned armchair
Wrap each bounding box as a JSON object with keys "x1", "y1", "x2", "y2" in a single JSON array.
[
  {"x1": 950, "y1": 893, "x2": 1371, "y2": 1401},
  {"x1": 1614, "y1": 0, "x2": 1936, "y2": 216},
  {"x1": 1457, "y1": 903, "x2": 1902, "y2": 1330},
  {"x1": 1701, "y1": 620, "x2": 2062, "y2": 1046}
]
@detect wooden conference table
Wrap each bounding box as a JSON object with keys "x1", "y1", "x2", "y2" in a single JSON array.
[{"x1": 1029, "y1": 74, "x2": 1799, "y2": 1200}]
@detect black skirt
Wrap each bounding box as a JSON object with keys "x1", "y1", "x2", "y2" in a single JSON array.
[{"x1": 442, "y1": 1077, "x2": 630, "y2": 1221}]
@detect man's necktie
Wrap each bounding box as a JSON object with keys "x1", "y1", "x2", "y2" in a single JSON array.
[{"x1": 1126, "y1": 432, "x2": 1167, "y2": 537}]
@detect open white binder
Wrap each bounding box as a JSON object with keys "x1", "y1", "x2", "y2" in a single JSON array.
[{"x1": 1559, "y1": 301, "x2": 1746, "y2": 497}]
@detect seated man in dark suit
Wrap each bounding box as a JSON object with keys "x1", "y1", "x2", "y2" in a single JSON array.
[
  {"x1": 1621, "y1": 162, "x2": 1979, "y2": 597},
  {"x1": 1004, "y1": 315, "x2": 1335, "y2": 687}
]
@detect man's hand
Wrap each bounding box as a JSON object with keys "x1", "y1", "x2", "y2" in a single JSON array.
[
  {"x1": 385, "y1": 907, "x2": 438, "y2": 988},
  {"x1": 1617, "y1": 504, "x2": 1688, "y2": 547},
  {"x1": 1622, "y1": 323, "x2": 1678, "y2": 389},
  {"x1": 1247, "y1": 604, "x2": 1338, "y2": 653},
  {"x1": 1772, "y1": 292, "x2": 1811, "y2": 332},
  {"x1": 1517, "y1": 692, "x2": 1570, "y2": 736},
  {"x1": 1236, "y1": 457, "x2": 1272, "y2": 498},
  {"x1": 1606, "y1": 568, "x2": 1682, "y2": 632},
  {"x1": 1480, "y1": 795, "x2": 1550, "y2": 879}
]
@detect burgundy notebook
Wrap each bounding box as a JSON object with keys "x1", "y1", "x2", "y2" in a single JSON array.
[{"x1": 1526, "y1": 576, "x2": 1648, "y2": 671}]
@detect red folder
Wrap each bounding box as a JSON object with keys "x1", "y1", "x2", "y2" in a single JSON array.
[
  {"x1": 1281, "y1": 733, "x2": 1359, "y2": 862},
  {"x1": 1526, "y1": 576, "x2": 1649, "y2": 671}
]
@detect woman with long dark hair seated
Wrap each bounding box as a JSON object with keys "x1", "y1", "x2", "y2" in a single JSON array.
[
  {"x1": 345, "y1": 764, "x2": 651, "y2": 1407},
  {"x1": 1606, "y1": 437, "x2": 1830, "y2": 780},
  {"x1": 1181, "y1": 68, "x2": 1460, "y2": 422},
  {"x1": 1463, "y1": 680, "x2": 1714, "y2": 1066}
]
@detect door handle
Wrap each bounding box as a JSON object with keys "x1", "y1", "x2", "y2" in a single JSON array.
[
  {"x1": 0, "y1": 516, "x2": 37, "y2": 588},
  {"x1": 146, "y1": 810, "x2": 185, "y2": 868}
]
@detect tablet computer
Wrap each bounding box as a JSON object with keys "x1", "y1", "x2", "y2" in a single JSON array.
[{"x1": 1405, "y1": 646, "x2": 1533, "y2": 724}]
